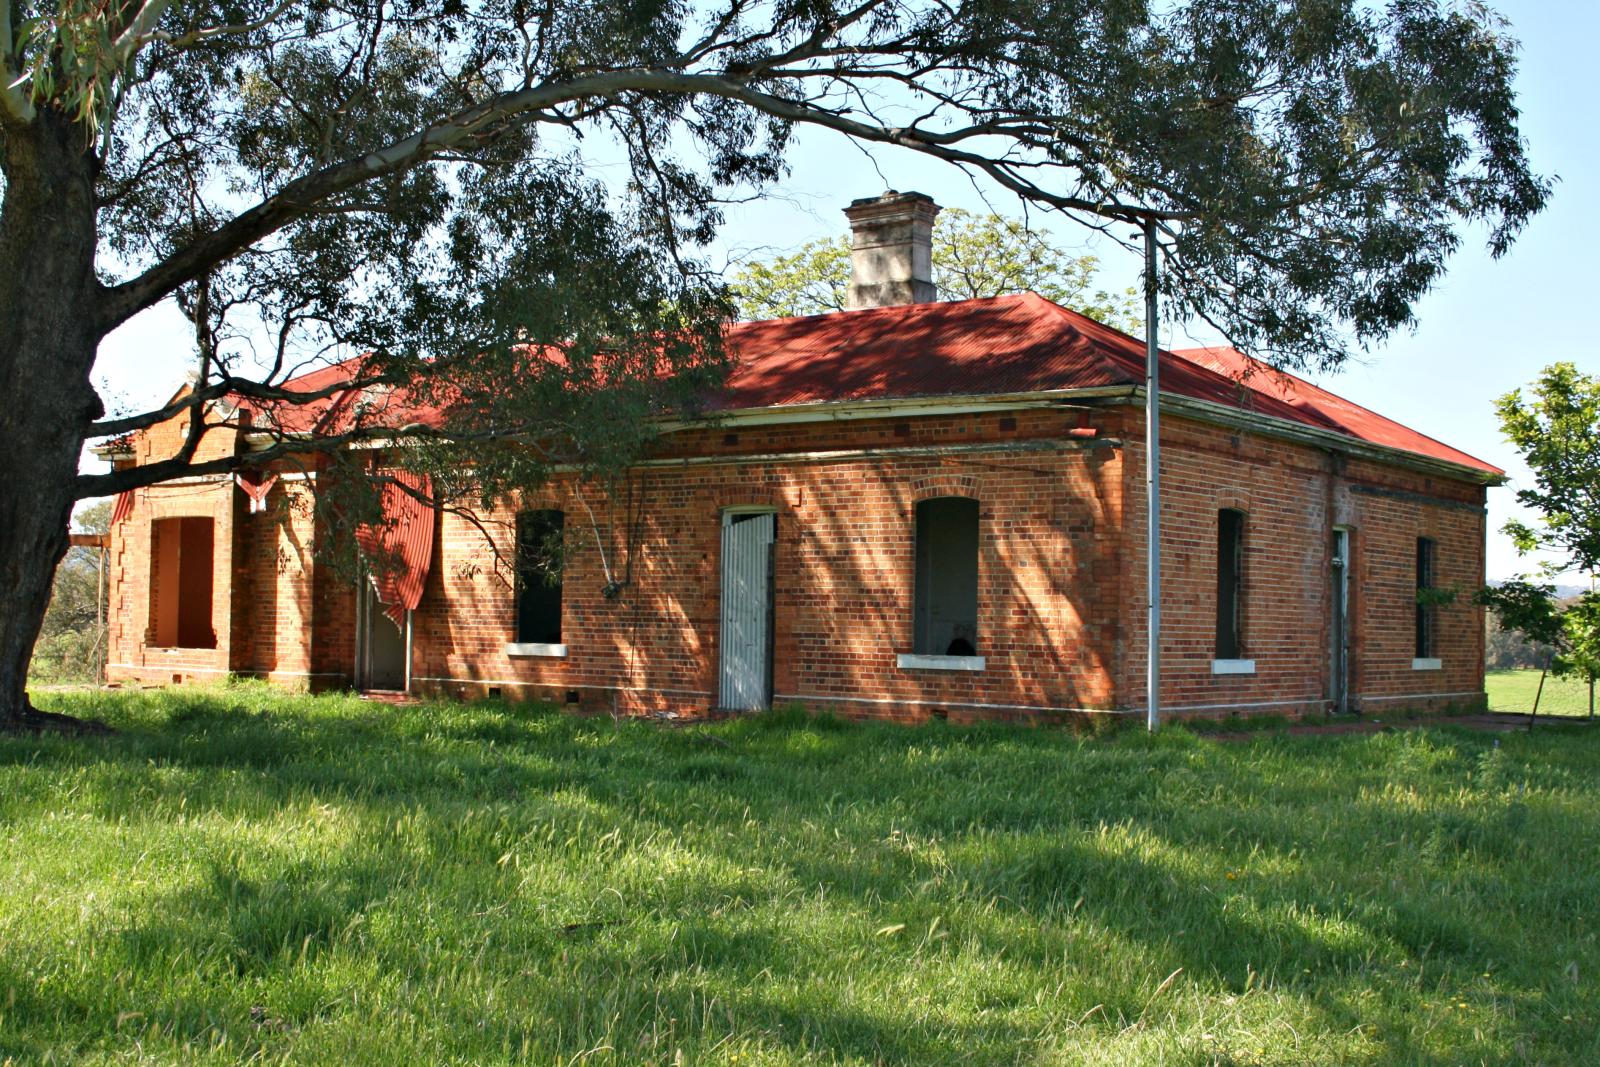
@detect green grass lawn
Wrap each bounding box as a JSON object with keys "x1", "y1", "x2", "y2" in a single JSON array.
[
  {"x1": 3, "y1": 686, "x2": 1598, "y2": 1065},
  {"x1": 1487, "y1": 668, "x2": 1596, "y2": 719}
]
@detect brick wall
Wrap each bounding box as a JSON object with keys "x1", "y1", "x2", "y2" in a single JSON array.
[
  {"x1": 1117, "y1": 410, "x2": 1488, "y2": 719},
  {"x1": 104, "y1": 400, "x2": 1491, "y2": 721},
  {"x1": 411, "y1": 408, "x2": 1126, "y2": 722}
]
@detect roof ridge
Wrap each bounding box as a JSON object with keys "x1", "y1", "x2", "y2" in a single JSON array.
[
  {"x1": 1021, "y1": 292, "x2": 1144, "y2": 386},
  {"x1": 730, "y1": 291, "x2": 1031, "y2": 330}
]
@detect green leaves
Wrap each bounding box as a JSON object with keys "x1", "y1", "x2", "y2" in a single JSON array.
[
  {"x1": 729, "y1": 236, "x2": 851, "y2": 320},
  {"x1": 729, "y1": 209, "x2": 1142, "y2": 330},
  {"x1": 1495, "y1": 363, "x2": 1600, "y2": 578},
  {"x1": 0, "y1": 0, "x2": 1549, "y2": 519},
  {"x1": 1553, "y1": 594, "x2": 1600, "y2": 690}
]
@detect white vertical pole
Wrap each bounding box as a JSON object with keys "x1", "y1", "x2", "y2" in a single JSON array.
[
  {"x1": 1144, "y1": 221, "x2": 1162, "y2": 733},
  {"x1": 96, "y1": 543, "x2": 106, "y2": 686}
]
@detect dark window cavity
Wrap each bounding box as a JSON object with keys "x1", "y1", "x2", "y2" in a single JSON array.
[
  {"x1": 515, "y1": 510, "x2": 564, "y2": 644},
  {"x1": 1415, "y1": 536, "x2": 1436, "y2": 658},
  {"x1": 913, "y1": 497, "x2": 979, "y2": 656},
  {"x1": 1216, "y1": 509, "x2": 1245, "y2": 660}
]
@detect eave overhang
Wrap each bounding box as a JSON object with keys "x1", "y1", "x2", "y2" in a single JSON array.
[{"x1": 227, "y1": 383, "x2": 1501, "y2": 488}]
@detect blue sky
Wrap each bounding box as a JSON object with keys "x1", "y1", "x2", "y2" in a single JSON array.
[{"x1": 95, "y1": 0, "x2": 1597, "y2": 583}]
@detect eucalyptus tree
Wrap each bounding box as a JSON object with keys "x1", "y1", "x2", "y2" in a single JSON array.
[{"x1": 0, "y1": 0, "x2": 1548, "y2": 730}]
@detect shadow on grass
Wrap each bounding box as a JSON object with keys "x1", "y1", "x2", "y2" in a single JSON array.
[{"x1": 4, "y1": 687, "x2": 1595, "y2": 1064}]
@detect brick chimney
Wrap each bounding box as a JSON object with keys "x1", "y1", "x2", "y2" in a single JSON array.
[{"x1": 843, "y1": 191, "x2": 941, "y2": 309}]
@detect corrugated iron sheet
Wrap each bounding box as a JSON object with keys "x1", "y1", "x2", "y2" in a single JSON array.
[
  {"x1": 354, "y1": 471, "x2": 435, "y2": 628},
  {"x1": 719, "y1": 514, "x2": 774, "y2": 710},
  {"x1": 110, "y1": 489, "x2": 135, "y2": 525},
  {"x1": 1172, "y1": 345, "x2": 1500, "y2": 474}
]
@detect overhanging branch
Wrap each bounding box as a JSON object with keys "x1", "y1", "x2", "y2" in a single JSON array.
[{"x1": 100, "y1": 65, "x2": 1192, "y2": 332}]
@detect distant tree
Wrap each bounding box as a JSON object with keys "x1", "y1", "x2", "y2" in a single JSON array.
[
  {"x1": 732, "y1": 209, "x2": 1142, "y2": 329},
  {"x1": 1485, "y1": 605, "x2": 1554, "y2": 671},
  {"x1": 732, "y1": 239, "x2": 853, "y2": 321},
  {"x1": 30, "y1": 503, "x2": 112, "y2": 684},
  {"x1": 1497, "y1": 363, "x2": 1600, "y2": 577},
  {"x1": 1478, "y1": 579, "x2": 1564, "y2": 650},
  {"x1": 1478, "y1": 580, "x2": 1599, "y2": 719}
]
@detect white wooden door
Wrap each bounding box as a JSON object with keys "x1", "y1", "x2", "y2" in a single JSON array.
[{"x1": 719, "y1": 513, "x2": 775, "y2": 710}]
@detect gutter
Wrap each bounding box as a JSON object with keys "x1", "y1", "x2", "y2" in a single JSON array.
[
  {"x1": 1143, "y1": 388, "x2": 1505, "y2": 487},
  {"x1": 655, "y1": 386, "x2": 1138, "y2": 431},
  {"x1": 219, "y1": 383, "x2": 1498, "y2": 487}
]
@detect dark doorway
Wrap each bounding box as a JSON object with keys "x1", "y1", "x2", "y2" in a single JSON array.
[{"x1": 357, "y1": 580, "x2": 409, "y2": 691}]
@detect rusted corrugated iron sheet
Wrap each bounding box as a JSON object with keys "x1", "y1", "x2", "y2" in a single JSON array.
[
  {"x1": 354, "y1": 471, "x2": 435, "y2": 628},
  {"x1": 110, "y1": 490, "x2": 135, "y2": 525}
]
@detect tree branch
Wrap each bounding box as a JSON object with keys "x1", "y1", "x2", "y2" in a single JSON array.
[
  {"x1": 87, "y1": 361, "x2": 397, "y2": 438},
  {"x1": 100, "y1": 66, "x2": 1193, "y2": 332},
  {"x1": 136, "y1": 0, "x2": 297, "y2": 54}
]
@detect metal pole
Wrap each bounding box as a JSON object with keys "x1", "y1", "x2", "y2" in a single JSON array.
[
  {"x1": 1144, "y1": 220, "x2": 1161, "y2": 732},
  {"x1": 96, "y1": 545, "x2": 105, "y2": 686}
]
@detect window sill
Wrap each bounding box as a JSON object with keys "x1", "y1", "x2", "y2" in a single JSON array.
[
  {"x1": 1211, "y1": 659, "x2": 1256, "y2": 675},
  {"x1": 897, "y1": 653, "x2": 985, "y2": 672},
  {"x1": 1411, "y1": 657, "x2": 1442, "y2": 671},
  {"x1": 506, "y1": 642, "x2": 568, "y2": 658}
]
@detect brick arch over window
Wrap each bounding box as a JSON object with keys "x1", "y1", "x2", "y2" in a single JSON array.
[
  {"x1": 1213, "y1": 491, "x2": 1252, "y2": 514},
  {"x1": 911, "y1": 472, "x2": 979, "y2": 502}
]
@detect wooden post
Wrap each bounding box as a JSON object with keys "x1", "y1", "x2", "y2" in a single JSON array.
[{"x1": 1528, "y1": 668, "x2": 1546, "y2": 732}]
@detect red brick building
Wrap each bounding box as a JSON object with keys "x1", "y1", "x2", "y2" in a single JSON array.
[{"x1": 98, "y1": 193, "x2": 1501, "y2": 722}]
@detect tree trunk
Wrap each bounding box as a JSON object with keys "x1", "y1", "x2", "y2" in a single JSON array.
[{"x1": 0, "y1": 109, "x2": 111, "y2": 733}]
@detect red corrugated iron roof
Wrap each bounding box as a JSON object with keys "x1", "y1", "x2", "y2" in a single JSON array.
[
  {"x1": 718, "y1": 292, "x2": 1298, "y2": 414},
  {"x1": 1170, "y1": 344, "x2": 1502, "y2": 475},
  {"x1": 234, "y1": 291, "x2": 1497, "y2": 477},
  {"x1": 716, "y1": 293, "x2": 1498, "y2": 475}
]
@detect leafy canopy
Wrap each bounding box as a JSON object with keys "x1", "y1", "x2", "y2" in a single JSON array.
[
  {"x1": 1559, "y1": 594, "x2": 1600, "y2": 693},
  {"x1": 1497, "y1": 363, "x2": 1600, "y2": 578},
  {"x1": 731, "y1": 209, "x2": 1142, "y2": 330},
  {"x1": 0, "y1": 0, "x2": 1549, "y2": 508}
]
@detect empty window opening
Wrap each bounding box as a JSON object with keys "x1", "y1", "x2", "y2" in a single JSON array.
[
  {"x1": 148, "y1": 516, "x2": 216, "y2": 649},
  {"x1": 1216, "y1": 509, "x2": 1245, "y2": 659},
  {"x1": 1415, "y1": 537, "x2": 1436, "y2": 659},
  {"x1": 515, "y1": 509, "x2": 564, "y2": 644},
  {"x1": 914, "y1": 497, "x2": 980, "y2": 656}
]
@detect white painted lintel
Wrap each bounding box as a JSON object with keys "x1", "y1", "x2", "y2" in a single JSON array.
[
  {"x1": 506, "y1": 642, "x2": 568, "y2": 658},
  {"x1": 896, "y1": 653, "x2": 985, "y2": 672}
]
